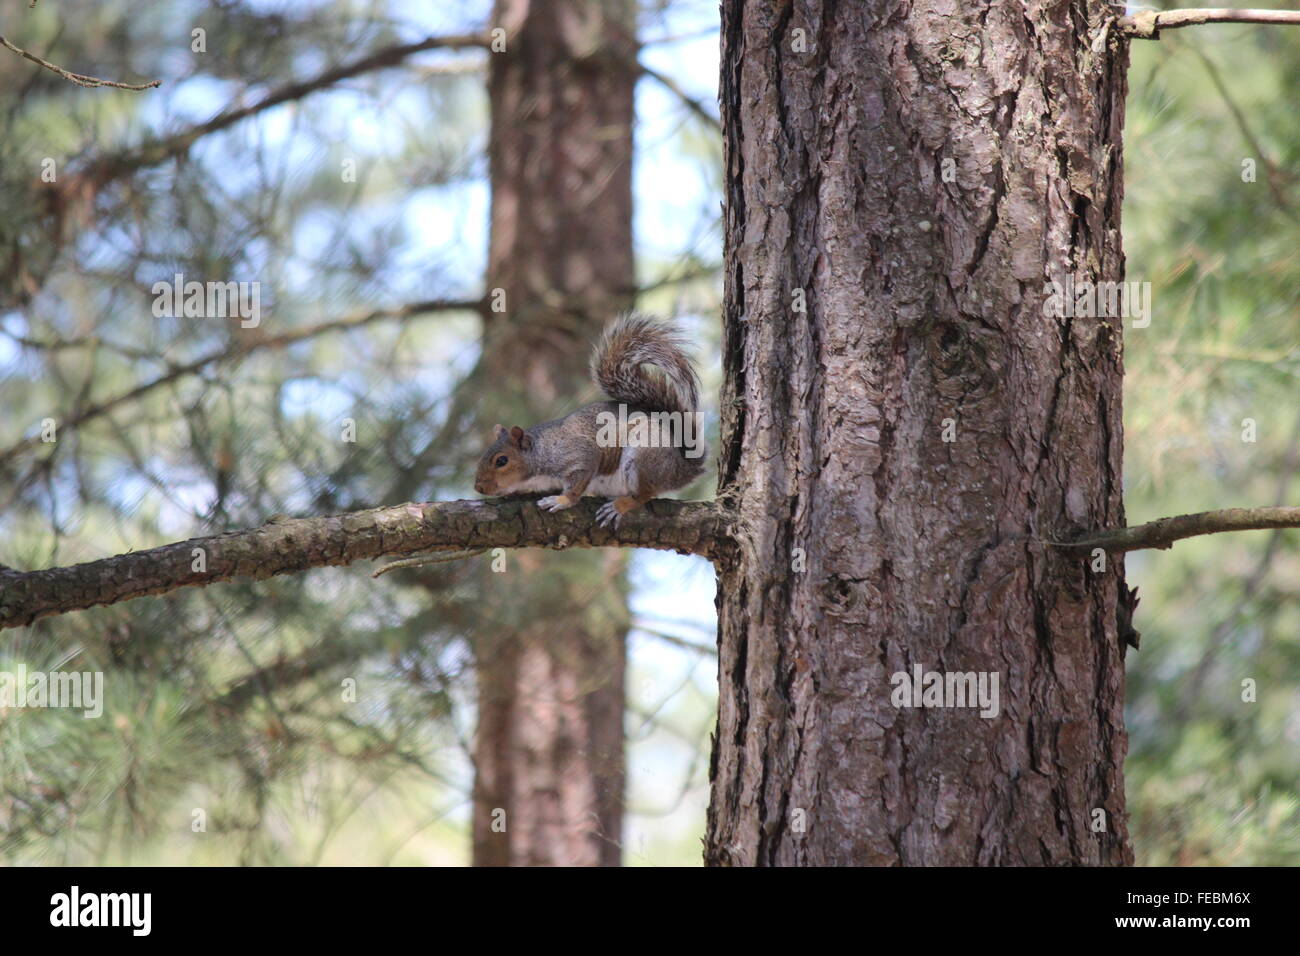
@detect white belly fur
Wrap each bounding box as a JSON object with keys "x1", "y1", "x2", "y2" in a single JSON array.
[
  {"x1": 506, "y1": 475, "x2": 564, "y2": 494},
  {"x1": 587, "y1": 445, "x2": 637, "y2": 497},
  {"x1": 586, "y1": 471, "x2": 633, "y2": 497}
]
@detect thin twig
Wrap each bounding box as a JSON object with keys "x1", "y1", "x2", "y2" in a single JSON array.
[
  {"x1": 0, "y1": 298, "x2": 483, "y2": 475},
  {"x1": 641, "y1": 25, "x2": 720, "y2": 47},
  {"x1": 1176, "y1": 415, "x2": 1300, "y2": 719},
  {"x1": 75, "y1": 32, "x2": 489, "y2": 177},
  {"x1": 372, "y1": 549, "x2": 487, "y2": 578},
  {"x1": 1186, "y1": 42, "x2": 1297, "y2": 215},
  {"x1": 640, "y1": 62, "x2": 721, "y2": 132},
  {"x1": 1120, "y1": 8, "x2": 1300, "y2": 38},
  {"x1": 0, "y1": 35, "x2": 160, "y2": 90},
  {"x1": 1063, "y1": 506, "x2": 1300, "y2": 552},
  {"x1": 631, "y1": 624, "x2": 717, "y2": 656}
]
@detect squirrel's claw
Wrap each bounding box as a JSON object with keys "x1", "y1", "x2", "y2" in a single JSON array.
[
  {"x1": 595, "y1": 501, "x2": 622, "y2": 529},
  {"x1": 537, "y1": 495, "x2": 572, "y2": 513}
]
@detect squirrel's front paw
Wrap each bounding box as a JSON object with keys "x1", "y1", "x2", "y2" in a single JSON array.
[
  {"x1": 537, "y1": 494, "x2": 574, "y2": 513},
  {"x1": 595, "y1": 500, "x2": 622, "y2": 529}
]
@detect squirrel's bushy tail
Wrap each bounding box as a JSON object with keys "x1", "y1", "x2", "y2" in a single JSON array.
[{"x1": 591, "y1": 313, "x2": 700, "y2": 414}]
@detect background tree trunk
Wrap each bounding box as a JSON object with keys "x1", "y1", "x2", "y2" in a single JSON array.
[
  {"x1": 471, "y1": 0, "x2": 638, "y2": 867},
  {"x1": 708, "y1": 0, "x2": 1133, "y2": 865}
]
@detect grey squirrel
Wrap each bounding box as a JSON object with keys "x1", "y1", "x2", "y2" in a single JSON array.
[{"x1": 473, "y1": 313, "x2": 706, "y2": 528}]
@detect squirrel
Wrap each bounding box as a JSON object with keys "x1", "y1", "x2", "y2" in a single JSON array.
[{"x1": 474, "y1": 313, "x2": 706, "y2": 528}]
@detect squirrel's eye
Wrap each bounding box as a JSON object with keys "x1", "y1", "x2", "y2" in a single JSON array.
[{"x1": 494, "y1": 455, "x2": 508, "y2": 468}]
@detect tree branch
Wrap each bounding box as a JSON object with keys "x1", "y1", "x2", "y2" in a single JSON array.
[
  {"x1": 639, "y1": 62, "x2": 721, "y2": 132},
  {"x1": 0, "y1": 499, "x2": 732, "y2": 630},
  {"x1": 1065, "y1": 506, "x2": 1300, "y2": 552},
  {"x1": 7, "y1": 33, "x2": 490, "y2": 314},
  {"x1": 72, "y1": 32, "x2": 489, "y2": 181},
  {"x1": 0, "y1": 35, "x2": 160, "y2": 90},
  {"x1": 1120, "y1": 8, "x2": 1300, "y2": 38},
  {"x1": 0, "y1": 297, "x2": 482, "y2": 483},
  {"x1": 1186, "y1": 42, "x2": 1297, "y2": 215}
]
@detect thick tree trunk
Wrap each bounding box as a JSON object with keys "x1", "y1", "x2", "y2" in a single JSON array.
[
  {"x1": 708, "y1": 0, "x2": 1133, "y2": 865},
  {"x1": 471, "y1": 0, "x2": 638, "y2": 867}
]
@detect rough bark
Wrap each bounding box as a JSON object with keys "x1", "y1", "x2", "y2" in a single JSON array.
[
  {"x1": 708, "y1": 0, "x2": 1133, "y2": 865},
  {"x1": 470, "y1": 0, "x2": 639, "y2": 867},
  {"x1": 0, "y1": 498, "x2": 728, "y2": 631}
]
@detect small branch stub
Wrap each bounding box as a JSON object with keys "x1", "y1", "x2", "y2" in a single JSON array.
[
  {"x1": 1068, "y1": 506, "x2": 1300, "y2": 553},
  {"x1": 1120, "y1": 8, "x2": 1300, "y2": 40}
]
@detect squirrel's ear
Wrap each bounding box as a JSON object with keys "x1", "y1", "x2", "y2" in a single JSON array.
[
  {"x1": 509, "y1": 425, "x2": 532, "y2": 450},
  {"x1": 492, "y1": 423, "x2": 508, "y2": 440}
]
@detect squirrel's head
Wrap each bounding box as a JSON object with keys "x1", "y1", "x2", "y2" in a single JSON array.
[{"x1": 474, "y1": 424, "x2": 533, "y2": 495}]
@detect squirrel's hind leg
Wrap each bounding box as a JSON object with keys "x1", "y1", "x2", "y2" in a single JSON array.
[
  {"x1": 595, "y1": 495, "x2": 647, "y2": 529},
  {"x1": 596, "y1": 445, "x2": 689, "y2": 527},
  {"x1": 595, "y1": 448, "x2": 652, "y2": 528}
]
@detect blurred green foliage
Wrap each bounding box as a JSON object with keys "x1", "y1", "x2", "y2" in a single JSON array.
[{"x1": 1123, "y1": 19, "x2": 1300, "y2": 865}]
